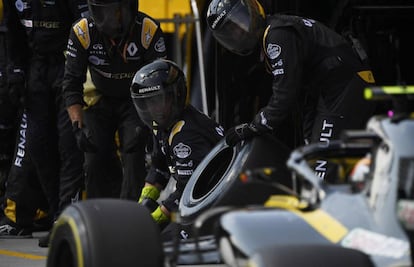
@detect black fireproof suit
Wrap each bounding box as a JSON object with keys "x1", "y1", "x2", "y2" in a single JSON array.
[
  {"x1": 146, "y1": 105, "x2": 224, "y2": 213},
  {"x1": 63, "y1": 13, "x2": 167, "y2": 199},
  {"x1": 3, "y1": 0, "x2": 88, "y2": 227},
  {"x1": 252, "y1": 15, "x2": 376, "y2": 180},
  {"x1": 0, "y1": 1, "x2": 18, "y2": 199}
]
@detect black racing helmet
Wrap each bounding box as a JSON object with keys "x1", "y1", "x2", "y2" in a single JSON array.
[
  {"x1": 88, "y1": 0, "x2": 137, "y2": 39},
  {"x1": 206, "y1": 0, "x2": 266, "y2": 56},
  {"x1": 131, "y1": 59, "x2": 187, "y2": 131}
]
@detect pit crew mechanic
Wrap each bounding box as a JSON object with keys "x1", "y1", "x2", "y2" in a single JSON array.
[
  {"x1": 0, "y1": 0, "x2": 18, "y2": 202},
  {"x1": 131, "y1": 59, "x2": 224, "y2": 231},
  {"x1": 206, "y1": 0, "x2": 376, "y2": 180},
  {"x1": 0, "y1": 0, "x2": 88, "y2": 239},
  {"x1": 63, "y1": 0, "x2": 167, "y2": 199}
]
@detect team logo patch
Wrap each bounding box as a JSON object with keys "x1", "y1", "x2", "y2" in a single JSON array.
[
  {"x1": 142, "y1": 18, "x2": 158, "y2": 49},
  {"x1": 266, "y1": 44, "x2": 281, "y2": 60},
  {"x1": 173, "y1": 143, "x2": 191, "y2": 159},
  {"x1": 73, "y1": 18, "x2": 90, "y2": 49},
  {"x1": 127, "y1": 42, "x2": 138, "y2": 56}
]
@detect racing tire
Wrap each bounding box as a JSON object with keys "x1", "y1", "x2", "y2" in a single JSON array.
[
  {"x1": 47, "y1": 199, "x2": 163, "y2": 267},
  {"x1": 179, "y1": 134, "x2": 292, "y2": 225}
]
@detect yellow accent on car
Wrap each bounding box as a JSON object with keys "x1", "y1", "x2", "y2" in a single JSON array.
[
  {"x1": 73, "y1": 18, "x2": 90, "y2": 50},
  {"x1": 357, "y1": 70, "x2": 375, "y2": 84},
  {"x1": 265, "y1": 195, "x2": 307, "y2": 210},
  {"x1": 265, "y1": 195, "x2": 348, "y2": 243},
  {"x1": 169, "y1": 120, "x2": 185, "y2": 145},
  {"x1": 294, "y1": 209, "x2": 348, "y2": 243},
  {"x1": 141, "y1": 18, "x2": 158, "y2": 49}
]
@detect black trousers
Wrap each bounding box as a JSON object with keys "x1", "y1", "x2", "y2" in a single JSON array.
[
  {"x1": 83, "y1": 96, "x2": 147, "y2": 200},
  {"x1": 4, "y1": 54, "x2": 84, "y2": 226},
  {"x1": 308, "y1": 74, "x2": 375, "y2": 181}
]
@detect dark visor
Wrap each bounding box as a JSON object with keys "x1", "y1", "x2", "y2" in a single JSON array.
[{"x1": 213, "y1": 1, "x2": 258, "y2": 55}]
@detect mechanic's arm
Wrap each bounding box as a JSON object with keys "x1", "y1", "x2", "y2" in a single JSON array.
[
  {"x1": 63, "y1": 19, "x2": 89, "y2": 126},
  {"x1": 4, "y1": 1, "x2": 30, "y2": 106},
  {"x1": 253, "y1": 28, "x2": 304, "y2": 131},
  {"x1": 139, "y1": 137, "x2": 170, "y2": 211},
  {"x1": 225, "y1": 28, "x2": 303, "y2": 146},
  {"x1": 156, "y1": 137, "x2": 209, "y2": 223}
]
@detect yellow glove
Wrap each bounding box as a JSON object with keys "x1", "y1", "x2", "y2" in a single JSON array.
[
  {"x1": 151, "y1": 206, "x2": 170, "y2": 225},
  {"x1": 138, "y1": 184, "x2": 160, "y2": 203}
]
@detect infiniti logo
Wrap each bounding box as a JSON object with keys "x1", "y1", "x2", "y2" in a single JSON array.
[{"x1": 93, "y1": 43, "x2": 103, "y2": 50}]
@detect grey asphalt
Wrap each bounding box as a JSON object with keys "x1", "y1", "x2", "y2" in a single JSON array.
[
  {"x1": 0, "y1": 231, "x2": 48, "y2": 267},
  {"x1": 0, "y1": 231, "x2": 225, "y2": 267}
]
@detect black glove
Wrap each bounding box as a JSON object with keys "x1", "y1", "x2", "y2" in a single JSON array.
[
  {"x1": 72, "y1": 121, "x2": 98, "y2": 153},
  {"x1": 225, "y1": 123, "x2": 259, "y2": 147}
]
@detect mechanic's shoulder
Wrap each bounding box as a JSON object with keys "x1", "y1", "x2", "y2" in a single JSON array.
[
  {"x1": 71, "y1": 17, "x2": 95, "y2": 49},
  {"x1": 136, "y1": 11, "x2": 162, "y2": 27}
]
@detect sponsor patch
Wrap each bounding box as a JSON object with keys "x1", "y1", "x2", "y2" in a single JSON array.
[
  {"x1": 177, "y1": 169, "x2": 193, "y2": 176},
  {"x1": 176, "y1": 160, "x2": 193, "y2": 167},
  {"x1": 93, "y1": 43, "x2": 103, "y2": 50},
  {"x1": 271, "y1": 59, "x2": 283, "y2": 68},
  {"x1": 154, "y1": 37, "x2": 166, "y2": 53},
  {"x1": 173, "y1": 143, "x2": 191, "y2": 159},
  {"x1": 15, "y1": 0, "x2": 24, "y2": 12},
  {"x1": 216, "y1": 126, "x2": 224, "y2": 136},
  {"x1": 341, "y1": 228, "x2": 409, "y2": 258},
  {"x1": 266, "y1": 44, "x2": 281, "y2": 59},
  {"x1": 272, "y1": 68, "x2": 284, "y2": 76},
  {"x1": 302, "y1": 18, "x2": 315, "y2": 27}
]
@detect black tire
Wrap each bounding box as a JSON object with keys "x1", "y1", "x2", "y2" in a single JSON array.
[
  {"x1": 179, "y1": 134, "x2": 292, "y2": 225},
  {"x1": 47, "y1": 199, "x2": 163, "y2": 267}
]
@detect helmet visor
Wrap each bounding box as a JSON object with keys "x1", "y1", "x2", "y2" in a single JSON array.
[
  {"x1": 89, "y1": 1, "x2": 132, "y2": 39},
  {"x1": 132, "y1": 88, "x2": 175, "y2": 129},
  {"x1": 212, "y1": 1, "x2": 258, "y2": 55}
]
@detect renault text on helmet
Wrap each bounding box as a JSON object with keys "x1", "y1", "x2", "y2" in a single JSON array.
[
  {"x1": 206, "y1": 0, "x2": 266, "y2": 56},
  {"x1": 130, "y1": 59, "x2": 187, "y2": 130}
]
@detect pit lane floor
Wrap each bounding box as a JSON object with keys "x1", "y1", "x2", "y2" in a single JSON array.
[
  {"x1": 0, "y1": 231, "x2": 225, "y2": 267},
  {"x1": 0, "y1": 231, "x2": 48, "y2": 267}
]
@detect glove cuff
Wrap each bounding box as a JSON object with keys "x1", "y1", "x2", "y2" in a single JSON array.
[
  {"x1": 151, "y1": 206, "x2": 170, "y2": 224},
  {"x1": 139, "y1": 184, "x2": 160, "y2": 203}
]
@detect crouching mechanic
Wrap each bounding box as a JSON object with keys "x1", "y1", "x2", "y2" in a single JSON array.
[{"x1": 130, "y1": 59, "x2": 224, "y2": 235}]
